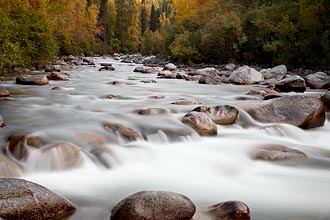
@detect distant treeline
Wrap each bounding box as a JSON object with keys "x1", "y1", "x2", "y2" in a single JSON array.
[{"x1": 0, "y1": 0, "x2": 329, "y2": 72}]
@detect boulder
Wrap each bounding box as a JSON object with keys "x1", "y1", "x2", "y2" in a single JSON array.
[
  {"x1": 176, "y1": 71, "x2": 189, "y2": 80},
  {"x1": 64, "y1": 55, "x2": 77, "y2": 62},
  {"x1": 274, "y1": 75, "x2": 306, "y2": 93},
  {"x1": 182, "y1": 112, "x2": 217, "y2": 136},
  {"x1": 104, "y1": 122, "x2": 142, "y2": 141},
  {"x1": 0, "y1": 178, "x2": 76, "y2": 220},
  {"x1": 0, "y1": 156, "x2": 22, "y2": 177},
  {"x1": 112, "y1": 81, "x2": 124, "y2": 85},
  {"x1": 138, "y1": 108, "x2": 170, "y2": 115},
  {"x1": 206, "y1": 201, "x2": 251, "y2": 220},
  {"x1": 16, "y1": 75, "x2": 49, "y2": 86},
  {"x1": 0, "y1": 114, "x2": 5, "y2": 128},
  {"x1": 158, "y1": 70, "x2": 177, "y2": 79},
  {"x1": 134, "y1": 66, "x2": 159, "y2": 74},
  {"x1": 321, "y1": 91, "x2": 330, "y2": 112},
  {"x1": 38, "y1": 143, "x2": 82, "y2": 171},
  {"x1": 172, "y1": 100, "x2": 201, "y2": 105},
  {"x1": 225, "y1": 63, "x2": 236, "y2": 71},
  {"x1": 163, "y1": 63, "x2": 177, "y2": 71},
  {"x1": 193, "y1": 105, "x2": 239, "y2": 125},
  {"x1": 245, "y1": 95, "x2": 325, "y2": 129},
  {"x1": 260, "y1": 65, "x2": 287, "y2": 80},
  {"x1": 82, "y1": 57, "x2": 95, "y2": 65},
  {"x1": 100, "y1": 63, "x2": 113, "y2": 67},
  {"x1": 198, "y1": 76, "x2": 222, "y2": 85},
  {"x1": 7, "y1": 133, "x2": 43, "y2": 160},
  {"x1": 304, "y1": 72, "x2": 330, "y2": 89},
  {"x1": 99, "y1": 66, "x2": 115, "y2": 71},
  {"x1": 45, "y1": 64, "x2": 61, "y2": 72},
  {"x1": 110, "y1": 191, "x2": 196, "y2": 220},
  {"x1": 0, "y1": 87, "x2": 10, "y2": 97},
  {"x1": 252, "y1": 145, "x2": 307, "y2": 161},
  {"x1": 47, "y1": 72, "x2": 69, "y2": 81},
  {"x1": 196, "y1": 67, "x2": 219, "y2": 76},
  {"x1": 229, "y1": 66, "x2": 263, "y2": 85}
]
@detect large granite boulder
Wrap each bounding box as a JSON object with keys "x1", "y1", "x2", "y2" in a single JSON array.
[
  {"x1": 0, "y1": 87, "x2": 10, "y2": 97},
  {"x1": 245, "y1": 95, "x2": 325, "y2": 129},
  {"x1": 110, "y1": 191, "x2": 196, "y2": 220},
  {"x1": 229, "y1": 66, "x2": 263, "y2": 85},
  {"x1": 134, "y1": 66, "x2": 160, "y2": 74},
  {"x1": 252, "y1": 145, "x2": 307, "y2": 161},
  {"x1": 261, "y1": 65, "x2": 287, "y2": 80},
  {"x1": 274, "y1": 75, "x2": 306, "y2": 92},
  {"x1": 193, "y1": 105, "x2": 239, "y2": 125},
  {"x1": 304, "y1": 72, "x2": 330, "y2": 89},
  {"x1": 0, "y1": 178, "x2": 76, "y2": 220},
  {"x1": 206, "y1": 201, "x2": 251, "y2": 220},
  {"x1": 195, "y1": 67, "x2": 219, "y2": 76},
  {"x1": 321, "y1": 91, "x2": 330, "y2": 112},
  {"x1": 45, "y1": 64, "x2": 61, "y2": 72},
  {"x1": 163, "y1": 63, "x2": 177, "y2": 71},
  {"x1": 104, "y1": 122, "x2": 142, "y2": 141},
  {"x1": 82, "y1": 57, "x2": 95, "y2": 65},
  {"x1": 16, "y1": 75, "x2": 49, "y2": 86},
  {"x1": 182, "y1": 112, "x2": 217, "y2": 136}
]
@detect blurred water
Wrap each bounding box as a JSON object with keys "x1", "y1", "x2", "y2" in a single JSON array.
[{"x1": 0, "y1": 57, "x2": 329, "y2": 220}]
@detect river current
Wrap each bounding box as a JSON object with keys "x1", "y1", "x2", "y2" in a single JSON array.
[{"x1": 0, "y1": 57, "x2": 329, "y2": 220}]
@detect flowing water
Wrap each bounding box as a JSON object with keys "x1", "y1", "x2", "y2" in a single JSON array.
[{"x1": 0, "y1": 57, "x2": 330, "y2": 220}]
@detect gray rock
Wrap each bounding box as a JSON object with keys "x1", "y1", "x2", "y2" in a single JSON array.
[
  {"x1": 0, "y1": 87, "x2": 10, "y2": 97},
  {"x1": 158, "y1": 70, "x2": 177, "y2": 79},
  {"x1": 275, "y1": 75, "x2": 306, "y2": 92},
  {"x1": 82, "y1": 57, "x2": 95, "y2": 65},
  {"x1": 261, "y1": 65, "x2": 287, "y2": 80},
  {"x1": 196, "y1": 67, "x2": 219, "y2": 76},
  {"x1": 99, "y1": 66, "x2": 115, "y2": 71},
  {"x1": 138, "y1": 108, "x2": 170, "y2": 115},
  {"x1": 16, "y1": 75, "x2": 49, "y2": 85},
  {"x1": 104, "y1": 122, "x2": 142, "y2": 141},
  {"x1": 110, "y1": 191, "x2": 196, "y2": 220},
  {"x1": 172, "y1": 100, "x2": 201, "y2": 105},
  {"x1": 0, "y1": 178, "x2": 76, "y2": 220},
  {"x1": 321, "y1": 91, "x2": 330, "y2": 112},
  {"x1": 206, "y1": 200, "x2": 251, "y2": 220},
  {"x1": 199, "y1": 76, "x2": 222, "y2": 85},
  {"x1": 47, "y1": 72, "x2": 69, "y2": 81},
  {"x1": 225, "y1": 63, "x2": 236, "y2": 71},
  {"x1": 163, "y1": 63, "x2": 177, "y2": 71},
  {"x1": 100, "y1": 63, "x2": 113, "y2": 67},
  {"x1": 229, "y1": 66, "x2": 263, "y2": 85},
  {"x1": 193, "y1": 105, "x2": 239, "y2": 125},
  {"x1": 182, "y1": 112, "x2": 217, "y2": 136},
  {"x1": 134, "y1": 66, "x2": 159, "y2": 74},
  {"x1": 45, "y1": 64, "x2": 61, "y2": 72},
  {"x1": 252, "y1": 145, "x2": 307, "y2": 161},
  {"x1": 304, "y1": 72, "x2": 330, "y2": 89},
  {"x1": 7, "y1": 133, "x2": 44, "y2": 160},
  {"x1": 176, "y1": 71, "x2": 189, "y2": 80},
  {"x1": 245, "y1": 95, "x2": 325, "y2": 129}
]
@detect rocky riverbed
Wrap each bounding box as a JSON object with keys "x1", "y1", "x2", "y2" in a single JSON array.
[{"x1": 0, "y1": 55, "x2": 330, "y2": 220}]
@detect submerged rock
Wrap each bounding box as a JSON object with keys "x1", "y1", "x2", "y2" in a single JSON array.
[
  {"x1": 138, "y1": 108, "x2": 170, "y2": 115},
  {"x1": 206, "y1": 200, "x2": 251, "y2": 220},
  {"x1": 16, "y1": 75, "x2": 49, "y2": 86},
  {"x1": 110, "y1": 191, "x2": 196, "y2": 220},
  {"x1": 252, "y1": 145, "x2": 307, "y2": 161},
  {"x1": 0, "y1": 178, "x2": 76, "y2": 220},
  {"x1": 7, "y1": 133, "x2": 43, "y2": 160},
  {"x1": 182, "y1": 112, "x2": 217, "y2": 136},
  {"x1": 47, "y1": 72, "x2": 69, "y2": 81},
  {"x1": 193, "y1": 105, "x2": 239, "y2": 125},
  {"x1": 304, "y1": 72, "x2": 330, "y2": 89},
  {"x1": 229, "y1": 66, "x2": 263, "y2": 85},
  {"x1": 104, "y1": 122, "x2": 142, "y2": 141},
  {"x1": 99, "y1": 66, "x2": 115, "y2": 71},
  {"x1": 274, "y1": 75, "x2": 306, "y2": 92},
  {"x1": 245, "y1": 95, "x2": 325, "y2": 129},
  {"x1": 321, "y1": 91, "x2": 330, "y2": 112},
  {"x1": 0, "y1": 87, "x2": 10, "y2": 97},
  {"x1": 0, "y1": 156, "x2": 22, "y2": 177}
]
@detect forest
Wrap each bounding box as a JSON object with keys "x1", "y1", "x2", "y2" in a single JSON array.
[{"x1": 0, "y1": 0, "x2": 329, "y2": 73}]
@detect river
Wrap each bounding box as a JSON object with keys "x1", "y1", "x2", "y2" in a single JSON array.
[{"x1": 0, "y1": 57, "x2": 330, "y2": 220}]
